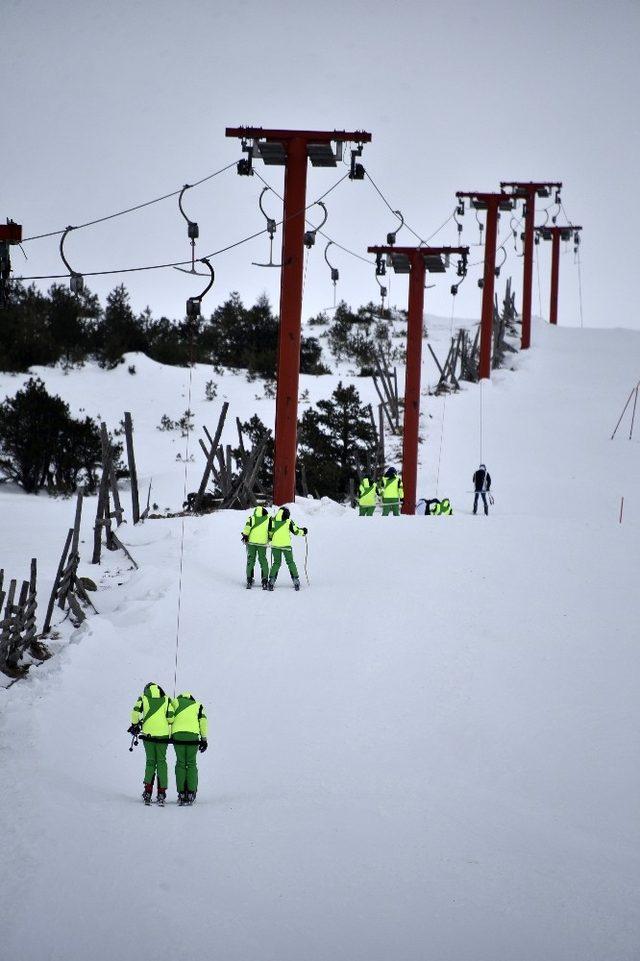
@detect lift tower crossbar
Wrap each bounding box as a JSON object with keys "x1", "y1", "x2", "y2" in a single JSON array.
[
  {"x1": 456, "y1": 192, "x2": 513, "y2": 380},
  {"x1": 500, "y1": 181, "x2": 562, "y2": 350},
  {"x1": 226, "y1": 126, "x2": 372, "y2": 506},
  {"x1": 368, "y1": 245, "x2": 470, "y2": 516},
  {"x1": 535, "y1": 225, "x2": 582, "y2": 327}
]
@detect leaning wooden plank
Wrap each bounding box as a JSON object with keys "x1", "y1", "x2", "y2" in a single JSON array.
[
  {"x1": 110, "y1": 532, "x2": 139, "y2": 570},
  {"x1": 66, "y1": 592, "x2": 86, "y2": 626},
  {"x1": 195, "y1": 402, "x2": 229, "y2": 511},
  {"x1": 92, "y1": 470, "x2": 108, "y2": 564},
  {"x1": 428, "y1": 343, "x2": 445, "y2": 378},
  {"x1": 227, "y1": 437, "x2": 267, "y2": 507},
  {"x1": 124, "y1": 412, "x2": 141, "y2": 524},
  {"x1": 227, "y1": 437, "x2": 267, "y2": 509},
  {"x1": 43, "y1": 529, "x2": 73, "y2": 635},
  {"x1": 71, "y1": 487, "x2": 84, "y2": 557},
  {"x1": 100, "y1": 422, "x2": 124, "y2": 525},
  {"x1": 372, "y1": 377, "x2": 396, "y2": 433}
]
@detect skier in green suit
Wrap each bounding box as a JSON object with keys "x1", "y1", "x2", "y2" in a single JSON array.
[
  {"x1": 378, "y1": 467, "x2": 404, "y2": 516},
  {"x1": 170, "y1": 691, "x2": 208, "y2": 806},
  {"x1": 268, "y1": 506, "x2": 307, "y2": 591},
  {"x1": 241, "y1": 505, "x2": 270, "y2": 590},
  {"x1": 357, "y1": 475, "x2": 377, "y2": 516},
  {"x1": 129, "y1": 682, "x2": 174, "y2": 806}
]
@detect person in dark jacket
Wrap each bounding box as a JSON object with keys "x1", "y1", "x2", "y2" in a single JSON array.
[{"x1": 472, "y1": 464, "x2": 491, "y2": 515}]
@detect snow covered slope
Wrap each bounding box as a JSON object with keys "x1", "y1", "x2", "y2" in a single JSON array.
[{"x1": 1, "y1": 320, "x2": 639, "y2": 961}]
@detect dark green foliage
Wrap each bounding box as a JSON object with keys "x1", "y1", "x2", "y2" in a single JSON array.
[
  {"x1": 0, "y1": 378, "x2": 105, "y2": 494},
  {"x1": 47, "y1": 284, "x2": 102, "y2": 367},
  {"x1": 0, "y1": 281, "x2": 100, "y2": 372},
  {"x1": 93, "y1": 285, "x2": 148, "y2": 369},
  {"x1": 0, "y1": 281, "x2": 329, "y2": 377},
  {"x1": 201, "y1": 293, "x2": 329, "y2": 377},
  {"x1": 297, "y1": 382, "x2": 377, "y2": 500},
  {"x1": 325, "y1": 300, "x2": 394, "y2": 371}
]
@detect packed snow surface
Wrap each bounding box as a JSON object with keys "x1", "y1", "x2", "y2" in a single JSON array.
[{"x1": 1, "y1": 320, "x2": 639, "y2": 960}]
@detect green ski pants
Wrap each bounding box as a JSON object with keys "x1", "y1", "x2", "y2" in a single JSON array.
[
  {"x1": 382, "y1": 498, "x2": 400, "y2": 516},
  {"x1": 246, "y1": 543, "x2": 269, "y2": 581},
  {"x1": 143, "y1": 740, "x2": 169, "y2": 789},
  {"x1": 269, "y1": 547, "x2": 299, "y2": 582},
  {"x1": 174, "y1": 742, "x2": 199, "y2": 793},
  {"x1": 358, "y1": 505, "x2": 375, "y2": 516}
]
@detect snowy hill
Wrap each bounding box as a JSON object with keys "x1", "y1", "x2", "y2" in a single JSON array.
[{"x1": 1, "y1": 319, "x2": 639, "y2": 961}]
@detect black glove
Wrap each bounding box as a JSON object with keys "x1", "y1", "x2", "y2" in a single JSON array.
[
  {"x1": 127, "y1": 723, "x2": 141, "y2": 736},
  {"x1": 302, "y1": 527, "x2": 308, "y2": 536},
  {"x1": 199, "y1": 738, "x2": 208, "y2": 753},
  {"x1": 241, "y1": 534, "x2": 248, "y2": 544}
]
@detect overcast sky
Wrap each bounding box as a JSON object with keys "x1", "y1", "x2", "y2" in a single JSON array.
[{"x1": 4, "y1": 0, "x2": 639, "y2": 332}]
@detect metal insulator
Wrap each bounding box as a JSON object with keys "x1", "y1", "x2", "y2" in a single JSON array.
[
  {"x1": 386, "y1": 231, "x2": 397, "y2": 246},
  {"x1": 70, "y1": 273, "x2": 84, "y2": 294},
  {"x1": 478, "y1": 278, "x2": 484, "y2": 289},
  {"x1": 304, "y1": 230, "x2": 316, "y2": 248},
  {"x1": 331, "y1": 268, "x2": 339, "y2": 283},
  {"x1": 188, "y1": 221, "x2": 199, "y2": 241}
]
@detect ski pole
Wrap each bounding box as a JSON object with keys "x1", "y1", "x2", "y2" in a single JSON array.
[
  {"x1": 129, "y1": 733, "x2": 139, "y2": 752},
  {"x1": 303, "y1": 534, "x2": 310, "y2": 586}
]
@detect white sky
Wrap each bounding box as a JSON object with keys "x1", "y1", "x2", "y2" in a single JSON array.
[{"x1": 4, "y1": 0, "x2": 639, "y2": 331}]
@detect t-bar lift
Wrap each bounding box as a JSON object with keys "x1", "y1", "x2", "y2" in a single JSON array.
[
  {"x1": 500, "y1": 182, "x2": 562, "y2": 350},
  {"x1": 535, "y1": 224, "x2": 582, "y2": 326},
  {"x1": 367, "y1": 245, "x2": 469, "y2": 516},
  {"x1": 455, "y1": 191, "x2": 514, "y2": 380},
  {"x1": 226, "y1": 126, "x2": 372, "y2": 505}
]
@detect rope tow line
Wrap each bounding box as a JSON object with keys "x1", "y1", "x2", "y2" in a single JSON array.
[
  {"x1": 172, "y1": 259, "x2": 215, "y2": 697},
  {"x1": 20, "y1": 161, "x2": 239, "y2": 243}
]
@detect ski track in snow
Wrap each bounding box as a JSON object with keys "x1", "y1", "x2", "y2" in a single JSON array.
[{"x1": 1, "y1": 319, "x2": 639, "y2": 960}]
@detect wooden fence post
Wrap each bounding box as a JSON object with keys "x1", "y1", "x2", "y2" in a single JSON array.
[{"x1": 124, "y1": 412, "x2": 141, "y2": 524}]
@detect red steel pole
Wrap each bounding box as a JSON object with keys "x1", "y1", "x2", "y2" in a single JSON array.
[
  {"x1": 479, "y1": 200, "x2": 499, "y2": 380},
  {"x1": 521, "y1": 187, "x2": 536, "y2": 350},
  {"x1": 273, "y1": 137, "x2": 308, "y2": 505},
  {"x1": 549, "y1": 229, "x2": 561, "y2": 325},
  {"x1": 401, "y1": 254, "x2": 426, "y2": 515}
]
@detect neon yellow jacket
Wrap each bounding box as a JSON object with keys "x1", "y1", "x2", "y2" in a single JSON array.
[
  {"x1": 269, "y1": 509, "x2": 305, "y2": 549},
  {"x1": 358, "y1": 477, "x2": 377, "y2": 507},
  {"x1": 378, "y1": 474, "x2": 403, "y2": 501},
  {"x1": 131, "y1": 684, "x2": 173, "y2": 740},
  {"x1": 170, "y1": 692, "x2": 208, "y2": 742},
  {"x1": 438, "y1": 498, "x2": 453, "y2": 515},
  {"x1": 242, "y1": 506, "x2": 270, "y2": 545}
]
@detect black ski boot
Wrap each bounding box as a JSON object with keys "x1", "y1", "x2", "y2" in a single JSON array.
[
  {"x1": 142, "y1": 782, "x2": 153, "y2": 805},
  {"x1": 267, "y1": 579, "x2": 275, "y2": 592},
  {"x1": 156, "y1": 790, "x2": 166, "y2": 807},
  {"x1": 293, "y1": 577, "x2": 300, "y2": 592},
  {"x1": 261, "y1": 577, "x2": 269, "y2": 591},
  {"x1": 177, "y1": 791, "x2": 187, "y2": 806},
  {"x1": 246, "y1": 576, "x2": 254, "y2": 590},
  {"x1": 187, "y1": 791, "x2": 196, "y2": 806}
]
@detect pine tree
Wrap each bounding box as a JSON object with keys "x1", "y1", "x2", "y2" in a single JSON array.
[
  {"x1": 0, "y1": 378, "x2": 103, "y2": 493},
  {"x1": 94, "y1": 285, "x2": 147, "y2": 368},
  {"x1": 298, "y1": 382, "x2": 377, "y2": 499}
]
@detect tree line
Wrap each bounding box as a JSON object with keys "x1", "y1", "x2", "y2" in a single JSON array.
[{"x1": 0, "y1": 282, "x2": 328, "y2": 377}]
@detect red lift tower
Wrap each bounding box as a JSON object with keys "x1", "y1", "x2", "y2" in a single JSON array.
[
  {"x1": 535, "y1": 225, "x2": 582, "y2": 326},
  {"x1": 226, "y1": 126, "x2": 372, "y2": 505},
  {"x1": 500, "y1": 182, "x2": 562, "y2": 350},
  {"x1": 367, "y1": 245, "x2": 469, "y2": 516},
  {"x1": 455, "y1": 192, "x2": 513, "y2": 380}
]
